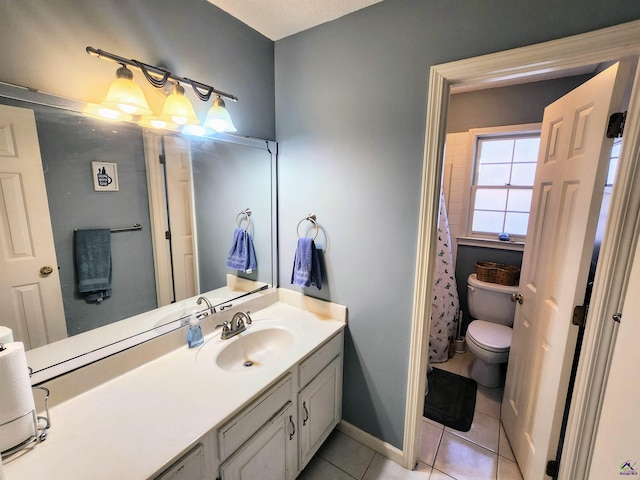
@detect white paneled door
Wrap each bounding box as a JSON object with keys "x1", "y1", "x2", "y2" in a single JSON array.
[
  {"x1": 501, "y1": 62, "x2": 632, "y2": 479},
  {"x1": 0, "y1": 104, "x2": 66, "y2": 349}
]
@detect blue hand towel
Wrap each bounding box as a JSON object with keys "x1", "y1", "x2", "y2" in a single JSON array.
[
  {"x1": 75, "y1": 229, "x2": 112, "y2": 303},
  {"x1": 226, "y1": 228, "x2": 258, "y2": 273},
  {"x1": 291, "y1": 237, "x2": 322, "y2": 289}
]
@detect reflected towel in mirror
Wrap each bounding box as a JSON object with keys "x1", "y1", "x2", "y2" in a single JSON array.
[
  {"x1": 74, "y1": 228, "x2": 112, "y2": 303},
  {"x1": 226, "y1": 228, "x2": 257, "y2": 273},
  {"x1": 291, "y1": 237, "x2": 322, "y2": 289}
]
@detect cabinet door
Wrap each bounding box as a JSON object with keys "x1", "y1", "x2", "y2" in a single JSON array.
[
  {"x1": 155, "y1": 444, "x2": 205, "y2": 480},
  {"x1": 298, "y1": 355, "x2": 342, "y2": 469},
  {"x1": 219, "y1": 402, "x2": 297, "y2": 480}
]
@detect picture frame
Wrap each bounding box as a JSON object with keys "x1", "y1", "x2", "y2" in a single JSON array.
[{"x1": 92, "y1": 161, "x2": 119, "y2": 191}]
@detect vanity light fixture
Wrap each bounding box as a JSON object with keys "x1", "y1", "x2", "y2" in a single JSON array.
[
  {"x1": 86, "y1": 46, "x2": 238, "y2": 132},
  {"x1": 204, "y1": 95, "x2": 237, "y2": 132}
]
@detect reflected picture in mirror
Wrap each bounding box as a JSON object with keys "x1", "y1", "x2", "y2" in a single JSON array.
[{"x1": 0, "y1": 84, "x2": 277, "y2": 380}]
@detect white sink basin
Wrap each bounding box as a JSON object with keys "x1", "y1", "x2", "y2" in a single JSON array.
[{"x1": 215, "y1": 327, "x2": 295, "y2": 372}]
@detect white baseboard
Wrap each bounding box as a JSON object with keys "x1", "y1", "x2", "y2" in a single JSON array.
[{"x1": 336, "y1": 420, "x2": 406, "y2": 467}]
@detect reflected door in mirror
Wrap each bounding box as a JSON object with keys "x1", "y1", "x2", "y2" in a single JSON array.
[{"x1": 0, "y1": 104, "x2": 67, "y2": 348}]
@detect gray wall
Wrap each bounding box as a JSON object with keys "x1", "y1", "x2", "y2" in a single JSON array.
[
  {"x1": 275, "y1": 0, "x2": 640, "y2": 449},
  {"x1": 447, "y1": 75, "x2": 594, "y2": 133}
]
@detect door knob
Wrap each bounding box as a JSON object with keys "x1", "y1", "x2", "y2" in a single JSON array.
[
  {"x1": 40, "y1": 266, "x2": 54, "y2": 276},
  {"x1": 511, "y1": 293, "x2": 524, "y2": 304}
]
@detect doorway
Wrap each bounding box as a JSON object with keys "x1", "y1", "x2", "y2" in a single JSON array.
[{"x1": 404, "y1": 20, "x2": 640, "y2": 480}]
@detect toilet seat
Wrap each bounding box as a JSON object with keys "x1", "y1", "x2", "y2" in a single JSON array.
[{"x1": 467, "y1": 320, "x2": 512, "y2": 353}]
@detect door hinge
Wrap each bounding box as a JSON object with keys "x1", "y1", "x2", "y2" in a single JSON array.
[
  {"x1": 159, "y1": 153, "x2": 166, "y2": 165},
  {"x1": 606, "y1": 111, "x2": 626, "y2": 138},
  {"x1": 613, "y1": 313, "x2": 622, "y2": 323},
  {"x1": 165, "y1": 230, "x2": 171, "y2": 240},
  {"x1": 546, "y1": 459, "x2": 559, "y2": 477},
  {"x1": 572, "y1": 305, "x2": 587, "y2": 327}
]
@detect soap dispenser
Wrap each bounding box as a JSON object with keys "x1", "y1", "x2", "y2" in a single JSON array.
[{"x1": 187, "y1": 311, "x2": 204, "y2": 348}]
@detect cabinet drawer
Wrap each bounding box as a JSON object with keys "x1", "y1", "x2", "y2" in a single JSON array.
[
  {"x1": 299, "y1": 331, "x2": 343, "y2": 389},
  {"x1": 218, "y1": 374, "x2": 292, "y2": 460}
]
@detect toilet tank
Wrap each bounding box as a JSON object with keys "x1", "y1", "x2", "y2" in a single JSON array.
[{"x1": 467, "y1": 273, "x2": 519, "y2": 326}]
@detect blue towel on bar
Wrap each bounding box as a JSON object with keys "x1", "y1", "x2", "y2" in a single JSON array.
[
  {"x1": 291, "y1": 237, "x2": 322, "y2": 289},
  {"x1": 226, "y1": 228, "x2": 257, "y2": 273},
  {"x1": 75, "y1": 228, "x2": 112, "y2": 303}
]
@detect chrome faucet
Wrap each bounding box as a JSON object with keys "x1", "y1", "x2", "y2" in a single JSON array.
[
  {"x1": 220, "y1": 311, "x2": 252, "y2": 340},
  {"x1": 196, "y1": 296, "x2": 215, "y2": 316}
]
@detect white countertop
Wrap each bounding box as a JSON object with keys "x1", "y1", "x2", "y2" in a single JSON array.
[{"x1": 4, "y1": 299, "x2": 346, "y2": 479}]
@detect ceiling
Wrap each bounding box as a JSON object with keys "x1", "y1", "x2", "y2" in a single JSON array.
[{"x1": 207, "y1": 0, "x2": 383, "y2": 41}]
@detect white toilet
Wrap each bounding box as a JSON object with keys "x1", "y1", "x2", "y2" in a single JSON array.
[{"x1": 465, "y1": 273, "x2": 518, "y2": 388}]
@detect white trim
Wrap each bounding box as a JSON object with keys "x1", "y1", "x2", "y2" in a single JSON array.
[
  {"x1": 406, "y1": 19, "x2": 640, "y2": 477},
  {"x1": 456, "y1": 236, "x2": 525, "y2": 252},
  {"x1": 143, "y1": 131, "x2": 173, "y2": 307},
  {"x1": 337, "y1": 420, "x2": 405, "y2": 466}
]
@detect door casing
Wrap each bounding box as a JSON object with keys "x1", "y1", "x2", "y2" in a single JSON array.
[{"x1": 405, "y1": 19, "x2": 640, "y2": 480}]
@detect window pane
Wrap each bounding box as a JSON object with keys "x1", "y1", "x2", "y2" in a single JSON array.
[
  {"x1": 510, "y1": 163, "x2": 536, "y2": 186},
  {"x1": 513, "y1": 137, "x2": 540, "y2": 163},
  {"x1": 478, "y1": 139, "x2": 514, "y2": 164},
  {"x1": 477, "y1": 164, "x2": 511, "y2": 185},
  {"x1": 475, "y1": 188, "x2": 507, "y2": 210},
  {"x1": 507, "y1": 189, "x2": 533, "y2": 212},
  {"x1": 472, "y1": 211, "x2": 504, "y2": 233},
  {"x1": 504, "y1": 212, "x2": 529, "y2": 235}
]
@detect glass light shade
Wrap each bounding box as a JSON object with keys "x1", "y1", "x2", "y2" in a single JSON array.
[
  {"x1": 101, "y1": 66, "x2": 153, "y2": 116},
  {"x1": 158, "y1": 84, "x2": 199, "y2": 125},
  {"x1": 82, "y1": 102, "x2": 134, "y2": 122},
  {"x1": 138, "y1": 116, "x2": 180, "y2": 131},
  {"x1": 204, "y1": 95, "x2": 237, "y2": 132}
]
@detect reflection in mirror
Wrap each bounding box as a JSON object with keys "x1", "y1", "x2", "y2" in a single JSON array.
[{"x1": 0, "y1": 83, "x2": 277, "y2": 381}]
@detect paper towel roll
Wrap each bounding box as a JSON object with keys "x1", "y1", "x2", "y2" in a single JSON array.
[
  {"x1": 0, "y1": 326, "x2": 13, "y2": 344},
  {"x1": 0, "y1": 342, "x2": 36, "y2": 453}
]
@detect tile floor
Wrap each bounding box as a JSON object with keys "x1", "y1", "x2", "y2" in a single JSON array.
[{"x1": 298, "y1": 350, "x2": 523, "y2": 480}]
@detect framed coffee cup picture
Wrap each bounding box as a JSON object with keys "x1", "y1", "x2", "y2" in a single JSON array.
[{"x1": 92, "y1": 161, "x2": 119, "y2": 191}]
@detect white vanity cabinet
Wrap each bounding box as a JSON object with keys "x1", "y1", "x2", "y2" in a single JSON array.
[
  {"x1": 297, "y1": 332, "x2": 343, "y2": 470},
  {"x1": 155, "y1": 441, "x2": 212, "y2": 480},
  {"x1": 215, "y1": 330, "x2": 344, "y2": 480},
  {"x1": 216, "y1": 374, "x2": 297, "y2": 480},
  {"x1": 219, "y1": 402, "x2": 297, "y2": 480}
]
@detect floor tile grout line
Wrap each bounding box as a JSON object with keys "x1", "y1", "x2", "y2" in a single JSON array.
[{"x1": 359, "y1": 451, "x2": 377, "y2": 480}]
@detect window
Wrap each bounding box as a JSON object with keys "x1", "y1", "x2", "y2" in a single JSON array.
[{"x1": 468, "y1": 131, "x2": 540, "y2": 240}]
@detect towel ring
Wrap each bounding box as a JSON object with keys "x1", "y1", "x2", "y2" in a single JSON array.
[
  {"x1": 297, "y1": 213, "x2": 319, "y2": 240},
  {"x1": 235, "y1": 208, "x2": 251, "y2": 231}
]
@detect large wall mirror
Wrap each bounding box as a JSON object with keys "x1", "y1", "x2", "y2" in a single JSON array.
[{"x1": 0, "y1": 83, "x2": 277, "y2": 382}]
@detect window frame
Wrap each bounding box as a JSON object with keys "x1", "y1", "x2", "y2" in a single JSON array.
[{"x1": 463, "y1": 123, "x2": 542, "y2": 242}]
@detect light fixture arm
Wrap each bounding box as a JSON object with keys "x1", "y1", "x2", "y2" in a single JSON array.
[{"x1": 86, "y1": 46, "x2": 238, "y2": 103}]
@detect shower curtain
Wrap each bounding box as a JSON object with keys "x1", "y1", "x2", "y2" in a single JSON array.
[{"x1": 429, "y1": 192, "x2": 460, "y2": 363}]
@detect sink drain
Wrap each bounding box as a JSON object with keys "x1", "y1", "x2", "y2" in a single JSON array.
[{"x1": 243, "y1": 360, "x2": 254, "y2": 367}]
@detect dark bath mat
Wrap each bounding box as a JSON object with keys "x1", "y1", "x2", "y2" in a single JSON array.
[{"x1": 424, "y1": 367, "x2": 477, "y2": 432}]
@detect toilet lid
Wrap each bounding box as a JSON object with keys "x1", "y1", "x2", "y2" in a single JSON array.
[{"x1": 467, "y1": 320, "x2": 512, "y2": 352}]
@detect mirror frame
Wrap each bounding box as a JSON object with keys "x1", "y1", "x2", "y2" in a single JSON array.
[{"x1": 0, "y1": 81, "x2": 278, "y2": 384}]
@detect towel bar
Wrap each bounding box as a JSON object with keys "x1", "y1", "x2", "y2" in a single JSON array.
[{"x1": 74, "y1": 223, "x2": 142, "y2": 233}]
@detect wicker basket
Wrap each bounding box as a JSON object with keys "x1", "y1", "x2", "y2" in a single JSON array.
[
  {"x1": 475, "y1": 261, "x2": 497, "y2": 283},
  {"x1": 495, "y1": 264, "x2": 520, "y2": 286}
]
